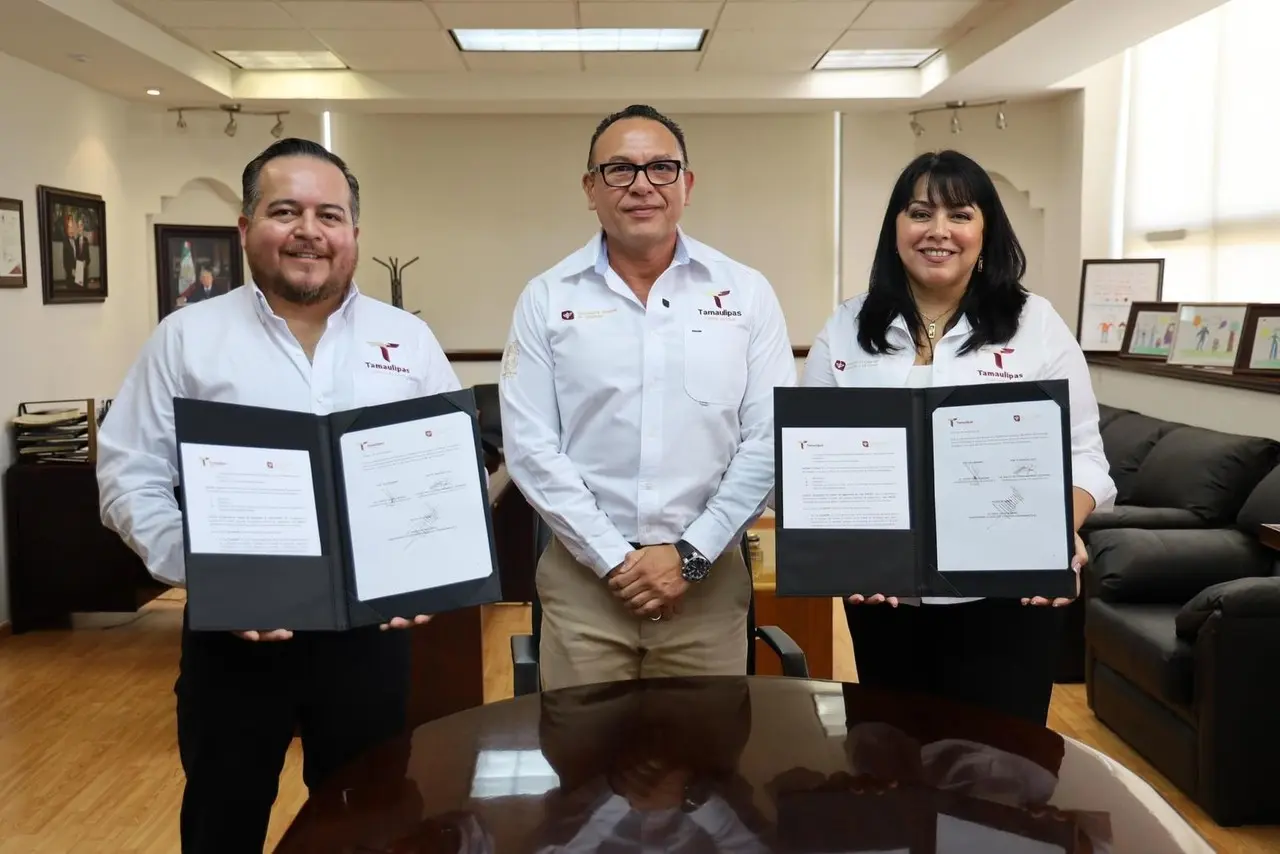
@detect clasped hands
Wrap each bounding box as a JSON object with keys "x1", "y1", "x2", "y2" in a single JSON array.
[
  {"x1": 607, "y1": 545, "x2": 688, "y2": 620},
  {"x1": 233, "y1": 614, "x2": 433, "y2": 642},
  {"x1": 846, "y1": 533, "x2": 1087, "y2": 609}
]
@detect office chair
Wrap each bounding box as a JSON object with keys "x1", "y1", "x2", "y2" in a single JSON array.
[{"x1": 510, "y1": 519, "x2": 809, "y2": 696}]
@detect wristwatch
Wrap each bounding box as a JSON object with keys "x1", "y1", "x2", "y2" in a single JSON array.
[{"x1": 675, "y1": 540, "x2": 711, "y2": 582}]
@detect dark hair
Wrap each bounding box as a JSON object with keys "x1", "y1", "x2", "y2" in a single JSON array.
[
  {"x1": 241, "y1": 137, "x2": 361, "y2": 224},
  {"x1": 856, "y1": 150, "x2": 1027, "y2": 356},
  {"x1": 587, "y1": 104, "x2": 689, "y2": 170}
]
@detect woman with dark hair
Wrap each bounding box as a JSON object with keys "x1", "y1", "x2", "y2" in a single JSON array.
[{"x1": 802, "y1": 150, "x2": 1115, "y2": 727}]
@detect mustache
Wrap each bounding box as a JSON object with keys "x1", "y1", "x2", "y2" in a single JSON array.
[{"x1": 283, "y1": 243, "x2": 329, "y2": 257}]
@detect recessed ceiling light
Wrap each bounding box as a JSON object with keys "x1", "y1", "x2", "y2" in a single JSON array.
[
  {"x1": 146, "y1": 88, "x2": 161, "y2": 96},
  {"x1": 214, "y1": 50, "x2": 347, "y2": 70},
  {"x1": 814, "y1": 49, "x2": 938, "y2": 70},
  {"x1": 451, "y1": 28, "x2": 705, "y2": 52}
]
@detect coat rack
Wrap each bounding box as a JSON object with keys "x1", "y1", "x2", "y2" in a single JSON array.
[{"x1": 373, "y1": 256, "x2": 421, "y2": 315}]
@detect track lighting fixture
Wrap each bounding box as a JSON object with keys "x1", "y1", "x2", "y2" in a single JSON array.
[
  {"x1": 906, "y1": 99, "x2": 1009, "y2": 136},
  {"x1": 166, "y1": 103, "x2": 290, "y2": 139}
]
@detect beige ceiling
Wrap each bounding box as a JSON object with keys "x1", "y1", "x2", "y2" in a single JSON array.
[{"x1": 1, "y1": 0, "x2": 1234, "y2": 114}]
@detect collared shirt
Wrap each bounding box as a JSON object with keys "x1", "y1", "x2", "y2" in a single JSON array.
[
  {"x1": 499, "y1": 230, "x2": 796, "y2": 577},
  {"x1": 801, "y1": 290, "x2": 1115, "y2": 512},
  {"x1": 96, "y1": 282, "x2": 461, "y2": 587}
]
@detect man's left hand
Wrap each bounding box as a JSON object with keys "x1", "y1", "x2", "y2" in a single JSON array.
[
  {"x1": 380, "y1": 615, "x2": 434, "y2": 631},
  {"x1": 1023, "y1": 532, "x2": 1085, "y2": 608},
  {"x1": 608, "y1": 545, "x2": 688, "y2": 618}
]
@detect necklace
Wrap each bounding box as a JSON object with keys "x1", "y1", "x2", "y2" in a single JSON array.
[{"x1": 921, "y1": 308, "x2": 954, "y2": 340}]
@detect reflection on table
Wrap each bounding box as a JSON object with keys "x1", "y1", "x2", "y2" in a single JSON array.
[{"x1": 275, "y1": 676, "x2": 1214, "y2": 854}]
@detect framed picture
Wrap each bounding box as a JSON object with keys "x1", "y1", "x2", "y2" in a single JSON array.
[
  {"x1": 36, "y1": 185, "x2": 107, "y2": 304},
  {"x1": 1075, "y1": 258, "x2": 1164, "y2": 353},
  {"x1": 0, "y1": 197, "x2": 26, "y2": 288},
  {"x1": 154, "y1": 224, "x2": 244, "y2": 320},
  {"x1": 1118, "y1": 301, "x2": 1179, "y2": 361},
  {"x1": 1233, "y1": 303, "x2": 1280, "y2": 376},
  {"x1": 1167, "y1": 302, "x2": 1250, "y2": 369}
]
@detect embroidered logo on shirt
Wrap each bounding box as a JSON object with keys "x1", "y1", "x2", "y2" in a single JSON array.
[
  {"x1": 834, "y1": 360, "x2": 846, "y2": 371},
  {"x1": 977, "y1": 347, "x2": 1023, "y2": 380},
  {"x1": 501, "y1": 341, "x2": 520, "y2": 380},
  {"x1": 561, "y1": 310, "x2": 575, "y2": 320},
  {"x1": 366, "y1": 341, "x2": 410, "y2": 375},
  {"x1": 699, "y1": 289, "x2": 742, "y2": 318}
]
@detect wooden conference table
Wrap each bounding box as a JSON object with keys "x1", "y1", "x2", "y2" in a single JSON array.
[{"x1": 274, "y1": 676, "x2": 1213, "y2": 853}]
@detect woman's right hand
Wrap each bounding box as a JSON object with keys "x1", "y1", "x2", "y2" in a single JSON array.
[{"x1": 846, "y1": 594, "x2": 899, "y2": 607}]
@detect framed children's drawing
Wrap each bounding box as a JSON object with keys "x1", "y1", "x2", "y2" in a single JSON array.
[
  {"x1": 1075, "y1": 258, "x2": 1164, "y2": 353},
  {"x1": 1233, "y1": 304, "x2": 1280, "y2": 377},
  {"x1": 1118, "y1": 301, "x2": 1179, "y2": 361},
  {"x1": 1167, "y1": 303, "x2": 1250, "y2": 369}
]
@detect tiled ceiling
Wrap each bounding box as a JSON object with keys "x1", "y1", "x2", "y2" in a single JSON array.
[{"x1": 115, "y1": 0, "x2": 992, "y2": 73}]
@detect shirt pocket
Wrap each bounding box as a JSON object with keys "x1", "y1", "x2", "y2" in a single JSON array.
[{"x1": 683, "y1": 322, "x2": 750, "y2": 406}]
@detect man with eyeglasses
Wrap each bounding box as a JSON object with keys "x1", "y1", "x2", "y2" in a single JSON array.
[{"x1": 499, "y1": 104, "x2": 795, "y2": 690}]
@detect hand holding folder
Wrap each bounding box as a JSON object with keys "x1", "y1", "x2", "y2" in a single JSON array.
[
  {"x1": 773, "y1": 380, "x2": 1078, "y2": 600},
  {"x1": 174, "y1": 388, "x2": 503, "y2": 632}
]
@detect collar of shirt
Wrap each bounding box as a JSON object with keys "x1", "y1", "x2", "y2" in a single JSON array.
[
  {"x1": 247, "y1": 278, "x2": 362, "y2": 330},
  {"x1": 586, "y1": 226, "x2": 695, "y2": 279}
]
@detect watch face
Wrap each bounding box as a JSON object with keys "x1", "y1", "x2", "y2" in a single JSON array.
[{"x1": 682, "y1": 556, "x2": 711, "y2": 582}]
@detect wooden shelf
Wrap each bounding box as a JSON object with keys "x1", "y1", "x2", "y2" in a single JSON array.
[{"x1": 1086, "y1": 353, "x2": 1280, "y2": 395}]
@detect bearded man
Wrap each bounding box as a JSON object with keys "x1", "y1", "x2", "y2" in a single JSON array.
[{"x1": 96, "y1": 138, "x2": 459, "y2": 854}]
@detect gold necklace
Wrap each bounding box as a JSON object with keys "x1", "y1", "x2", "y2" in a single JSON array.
[{"x1": 921, "y1": 308, "x2": 953, "y2": 340}]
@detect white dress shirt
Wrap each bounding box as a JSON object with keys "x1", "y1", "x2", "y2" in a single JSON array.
[
  {"x1": 499, "y1": 229, "x2": 796, "y2": 577},
  {"x1": 96, "y1": 282, "x2": 462, "y2": 587},
  {"x1": 802, "y1": 291, "x2": 1116, "y2": 605}
]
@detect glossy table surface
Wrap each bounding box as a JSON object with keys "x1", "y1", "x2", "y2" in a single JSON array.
[{"x1": 275, "y1": 676, "x2": 1213, "y2": 853}]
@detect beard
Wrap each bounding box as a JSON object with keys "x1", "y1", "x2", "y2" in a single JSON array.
[{"x1": 251, "y1": 244, "x2": 357, "y2": 307}]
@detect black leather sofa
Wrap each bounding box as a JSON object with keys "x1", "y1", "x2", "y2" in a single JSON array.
[
  {"x1": 1056, "y1": 405, "x2": 1280, "y2": 682},
  {"x1": 1081, "y1": 419, "x2": 1280, "y2": 826}
]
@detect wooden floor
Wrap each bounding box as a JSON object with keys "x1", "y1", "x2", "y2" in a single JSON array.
[{"x1": 1, "y1": 594, "x2": 1277, "y2": 853}]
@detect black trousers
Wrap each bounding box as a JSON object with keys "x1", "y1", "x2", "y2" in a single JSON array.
[
  {"x1": 845, "y1": 598, "x2": 1065, "y2": 726},
  {"x1": 175, "y1": 609, "x2": 412, "y2": 854}
]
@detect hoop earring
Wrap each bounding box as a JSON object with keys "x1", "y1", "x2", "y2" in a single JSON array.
[{"x1": 976, "y1": 255, "x2": 984, "y2": 272}]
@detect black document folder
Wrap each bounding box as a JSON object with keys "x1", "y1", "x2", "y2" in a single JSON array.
[
  {"x1": 173, "y1": 388, "x2": 502, "y2": 632},
  {"x1": 773, "y1": 380, "x2": 1076, "y2": 600}
]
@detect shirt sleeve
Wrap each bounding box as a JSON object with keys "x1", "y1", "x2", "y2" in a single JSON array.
[
  {"x1": 498, "y1": 279, "x2": 634, "y2": 577},
  {"x1": 801, "y1": 311, "x2": 839, "y2": 388},
  {"x1": 96, "y1": 320, "x2": 187, "y2": 587},
  {"x1": 682, "y1": 273, "x2": 796, "y2": 562},
  {"x1": 416, "y1": 319, "x2": 463, "y2": 396},
  {"x1": 1039, "y1": 305, "x2": 1117, "y2": 513}
]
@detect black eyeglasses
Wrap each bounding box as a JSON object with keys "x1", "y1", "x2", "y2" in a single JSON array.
[{"x1": 593, "y1": 159, "x2": 684, "y2": 188}]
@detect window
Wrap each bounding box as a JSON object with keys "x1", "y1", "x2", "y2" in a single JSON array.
[{"x1": 1121, "y1": 0, "x2": 1280, "y2": 303}]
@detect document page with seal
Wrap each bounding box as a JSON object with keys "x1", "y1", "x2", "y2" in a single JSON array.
[
  {"x1": 931, "y1": 399, "x2": 1068, "y2": 573},
  {"x1": 338, "y1": 409, "x2": 493, "y2": 602},
  {"x1": 779, "y1": 426, "x2": 911, "y2": 530}
]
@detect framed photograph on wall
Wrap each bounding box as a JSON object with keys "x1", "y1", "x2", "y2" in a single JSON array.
[
  {"x1": 1118, "y1": 301, "x2": 1179, "y2": 361},
  {"x1": 1167, "y1": 302, "x2": 1250, "y2": 369},
  {"x1": 37, "y1": 185, "x2": 107, "y2": 304},
  {"x1": 1075, "y1": 258, "x2": 1164, "y2": 353},
  {"x1": 155, "y1": 224, "x2": 244, "y2": 320},
  {"x1": 1233, "y1": 303, "x2": 1280, "y2": 376},
  {"x1": 0, "y1": 197, "x2": 27, "y2": 288}
]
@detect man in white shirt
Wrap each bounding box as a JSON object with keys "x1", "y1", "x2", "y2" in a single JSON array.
[
  {"x1": 96, "y1": 138, "x2": 460, "y2": 854},
  {"x1": 499, "y1": 104, "x2": 795, "y2": 690}
]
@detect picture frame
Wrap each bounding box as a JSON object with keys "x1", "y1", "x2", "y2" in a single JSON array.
[
  {"x1": 0, "y1": 196, "x2": 27, "y2": 288},
  {"x1": 1075, "y1": 258, "x2": 1164, "y2": 353},
  {"x1": 1117, "y1": 301, "x2": 1179, "y2": 361},
  {"x1": 36, "y1": 185, "x2": 107, "y2": 304},
  {"x1": 154, "y1": 224, "x2": 244, "y2": 321},
  {"x1": 1232, "y1": 303, "x2": 1280, "y2": 377},
  {"x1": 1167, "y1": 302, "x2": 1250, "y2": 369}
]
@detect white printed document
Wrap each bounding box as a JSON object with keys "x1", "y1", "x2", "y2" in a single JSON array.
[
  {"x1": 339, "y1": 410, "x2": 491, "y2": 601},
  {"x1": 780, "y1": 426, "x2": 911, "y2": 530},
  {"x1": 179, "y1": 444, "x2": 323, "y2": 556},
  {"x1": 931, "y1": 400, "x2": 1069, "y2": 572}
]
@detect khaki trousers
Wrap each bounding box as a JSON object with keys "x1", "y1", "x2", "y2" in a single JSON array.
[{"x1": 536, "y1": 536, "x2": 752, "y2": 691}]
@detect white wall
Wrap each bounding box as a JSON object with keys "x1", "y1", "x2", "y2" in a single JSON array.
[
  {"x1": 331, "y1": 111, "x2": 838, "y2": 354},
  {"x1": 0, "y1": 49, "x2": 320, "y2": 626}
]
